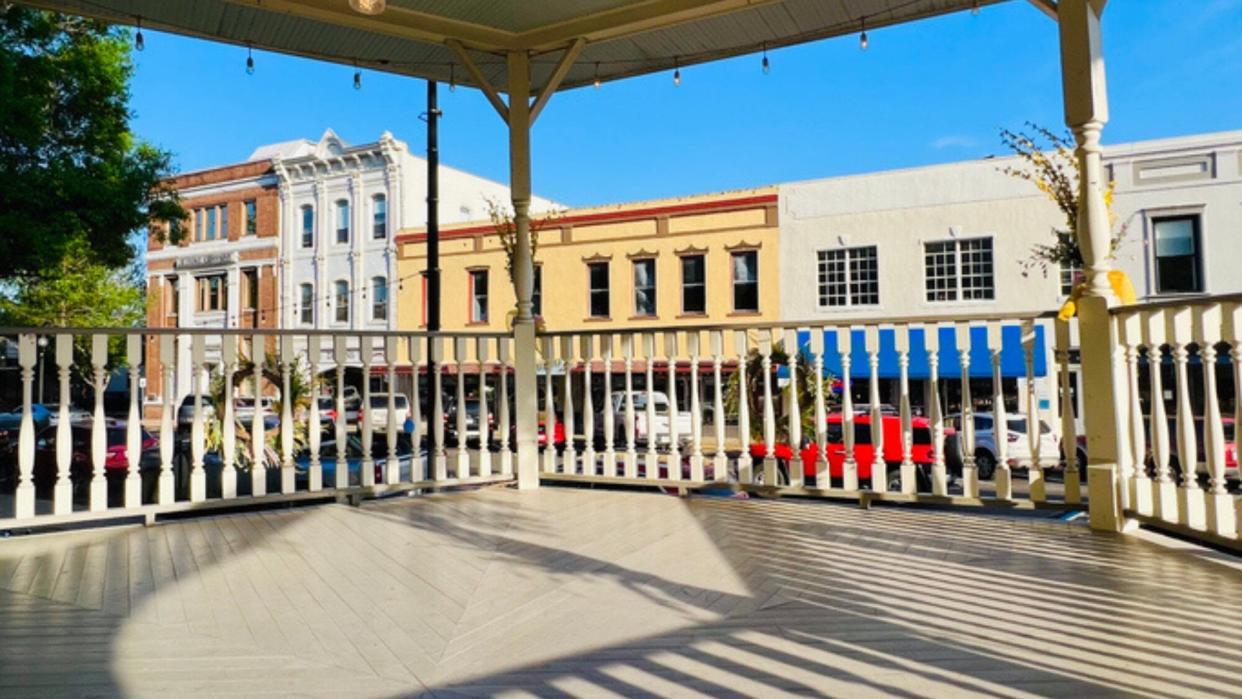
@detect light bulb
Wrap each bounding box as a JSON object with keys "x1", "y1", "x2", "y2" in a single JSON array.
[
  {"x1": 353, "y1": 69, "x2": 362, "y2": 90},
  {"x1": 761, "y1": 54, "x2": 770, "y2": 74},
  {"x1": 135, "y1": 18, "x2": 144, "y2": 51},
  {"x1": 593, "y1": 62, "x2": 601, "y2": 89},
  {"x1": 673, "y1": 68, "x2": 680, "y2": 86},
  {"x1": 246, "y1": 54, "x2": 255, "y2": 75},
  {"x1": 348, "y1": 0, "x2": 386, "y2": 15},
  {"x1": 860, "y1": 30, "x2": 869, "y2": 51}
]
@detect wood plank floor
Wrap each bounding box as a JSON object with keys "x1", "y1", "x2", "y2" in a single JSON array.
[{"x1": 1, "y1": 487, "x2": 1241, "y2": 698}]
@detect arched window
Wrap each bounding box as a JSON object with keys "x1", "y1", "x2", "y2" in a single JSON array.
[
  {"x1": 371, "y1": 276, "x2": 388, "y2": 321},
  {"x1": 300, "y1": 205, "x2": 314, "y2": 248},
  {"x1": 334, "y1": 280, "x2": 349, "y2": 323},
  {"x1": 335, "y1": 199, "x2": 350, "y2": 244},
  {"x1": 372, "y1": 194, "x2": 387, "y2": 239}
]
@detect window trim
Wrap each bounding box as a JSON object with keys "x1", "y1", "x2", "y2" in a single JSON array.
[
  {"x1": 299, "y1": 283, "x2": 314, "y2": 326},
  {"x1": 730, "y1": 249, "x2": 760, "y2": 314},
  {"x1": 922, "y1": 236, "x2": 995, "y2": 304},
  {"x1": 816, "y1": 244, "x2": 880, "y2": 308},
  {"x1": 679, "y1": 253, "x2": 707, "y2": 316},
  {"x1": 244, "y1": 199, "x2": 257, "y2": 236},
  {"x1": 333, "y1": 279, "x2": 350, "y2": 324},
  {"x1": 1149, "y1": 210, "x2": 1205, "y2": 296},
  {"x1": 334, "y1": 199, "x2": 350, "y2": 245},
  {"x1": 585, "y1": 260, "x2": 611, "y2": 320},
  {"x1": 371, "y1": 193, "x2": 387, "y2": 239},
  {"x1": 468, "y1": 268, "x2": 489, "y2": 325},
  {"x1": 371, "y1": 276, "x2": 388, "y2": 322},
  {"x1": 300, "y1": 204, "x2": 315, "y2": 248}
]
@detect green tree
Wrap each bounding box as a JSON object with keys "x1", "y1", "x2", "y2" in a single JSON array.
[
  {"x1": 0, "y1": 237, "x2": 144, "y2": 329},
  {"x1": 0, "y1": 6, "x2": 182, "y2": 280}
]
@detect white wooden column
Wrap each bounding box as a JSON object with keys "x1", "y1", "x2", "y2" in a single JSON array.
[
  {"x1": 895, "y1": 325, "x2": 916, "y2": 495},
  {"x1": 665, "y1": 332, "x2": 681, "y2": 480},
  {"x1": 252, "y1": 335, "x2": 268, "y2": 496},
  {"x1": 926, "y1": 325, "x2": 947, "y2": 496},
  {"x1": 307, "y1": 335, "x2": 323, "y2": 491},
  {"x1": 1228, "y1": 304, "x2": 1242, "y2": 529},
  {"x1": 622, "y1": 333, "x2": 637, "y2": 478},
  {"x1": 453, "y1": 337, "x2": 469, "y2": 479},
  {"x1": 189, "y1": 335, "x2": 207, "y2": 502},
  {"x1": 561, "y1": 336, "x2": 577, "y2": 474},
  {"x1": 1060, "y1": 0, "x2": 1127, "y2": 531},
  {"x1": 865, "y1": 326, "x2": 884, "y2": 492},
  {"x1": 987, "y1": 322, "x2": 1011, "y2": 501},
  {"x1": 1142, "y1": 311, "x2": 1174, "y2": 518},
  {"x1": 735, "y1": 330, "x2": 753, "y2": 484},
  {"x1": 89, "y1": 335, "x2": 109, "y2": 511},
  {"x1": 542, "y1": 336, "x2": 558, "y2": 475},
  {"x1": 838, "y1": 327, "x2": 858, "y2": 491},
  {"x1": 333, "y1": 336, "x2": 350, "y2": 489},
  {"x1": 508, "y1": 49, "x2": 539, "y2": 490},
  {"x1": 125, "y1": 334, "x2": 143, "y2": 508},
  {"x1": 956, "y1": 323, "x2": 978, "y2": 498},
  {"x1": 386, "y1": 336, "x2": 401, "y2": 483},
  {"x1": 811, "y1": 328, "x2": 828, "y2": 488},
  {"x1": 1055, "y1": 320, "x2": 1082, "y2": 505},
  {"x1": 279, "y1": 334, "x2": 296, "y2": 493},
  {"x1": 760, "y1": 330, "x2": 777, "y2": 486},
  {"x1": 688, "y1": 332, "x2": 704, "y2": 482},
  {"x1": 711, "y1": 331, "x2": 727, "y2": 481},
  {"x1": 159, "y1": 335, "x2": 176, "y2": 504},
  {"x1": 14, "y1": 335, "x2": 36, "y2": 519},
  {"x1": 476, "y1": 337, "x2": 493, "y2": 478},
  {"x1": 581, "y1": 335, "x2": 596, "y2": 476},
  {"x1": 53, "y1": 334, "x2": 73, "y2": 514},
  {"x1": 497, "y1": 337, "x2": 512, "y2": 477},
  {"x1": 1169, "y1": 306, "x2": 1203, "y2": 530},
  {"x1": 1120, "y1": 314, "x2": 1150, "y2": 514},
  {"x1": 602, "y1": 334, "x2": 617, "y2": 477},
  {"x1": 784, "y1": 328, "x2": 802, "y2": 489},
  {"x1": 1022, "y1": 321, "x2": 1046, "y2": 503},
  {"x1": 221, "y1": 334, "x2": 239, "y2": 499},
  {"x1": 1197, "y1": 304, "x2": 1233, "y2": 537},
  {"x1": 431, "y1": 336, "x2": 447, "y2": 480},
  {"x1": 643, "y1": 333, "x2": 658, "y2": 476}
]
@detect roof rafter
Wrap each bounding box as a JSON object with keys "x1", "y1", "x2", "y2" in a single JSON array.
[
  {"x1": 530, "y1": 38, "x2": 587, "y2": 125},
  {"x1": 516, "y1": 0, "x2": 782, "y2": 52},
  {"x1": 446, "y1": 40, "x2": 510, "y2": 123}
]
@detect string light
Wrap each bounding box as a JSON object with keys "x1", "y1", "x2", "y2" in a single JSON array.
[
  {"x1": 859, "y1": 20, "x2": 869, "y2": 51},
  {"x1": 348, "y1": 0, "x2": 386, "y2": 15},
  {"x1": 761, "y1": 43, "x2": 769, "y2": 74},
  {"x1": 246, "y1": 44, "x2": 255, "y2": 75},
  {"x1": 353, "y1": 62, "x2": 362, "y2": 90},
  {"x1": 134, "y1": 16, "x2": 144, "y2": 52},
  {"x1": 673, "y1": 57, "x2": 681, "y2": 86},
  {"x1": 972, "y1": 0, "x2": 981, "y2": 15},
  {"x1": 593, "y1": 62, "x2": 601, "y2": 89},
  {"x1": 449, "y1": 63, "x2": 456, "y2": 92}
]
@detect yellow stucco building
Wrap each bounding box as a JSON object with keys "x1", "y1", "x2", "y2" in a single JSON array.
[{"x1": 395, "y1": 188, "x2": 779, "y2": 334}]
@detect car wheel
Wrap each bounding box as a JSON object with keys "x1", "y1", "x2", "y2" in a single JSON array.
[
  {"x1": 974, "y1": 450, "x2": 996, "y2": 481},
  {"x1": 886, "y1": 470, "x2": 903, "y2": 493}
]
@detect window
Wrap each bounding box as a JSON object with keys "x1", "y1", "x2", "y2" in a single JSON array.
[
  {"x1": 924, "y1": 237, "x2": 994, "y2": 301},
  {"x1": 219, "y1": 204, "x2": 229, "y2": 239},
  {"x1": 532, "y1": 265, "x2": 543, "y2": 317},
  {"x1": 732, "y1": 250, "x2": 759, "y2": 312},
  {"x1": 167, "y1": 276, "x2": 179, "y2": 318},
  {"x1": 242, "y1": 269, "x2": 258, "y2": 310},
  {"x1": 372, "y1": 194, "x2": 387, "y2": 239},
  {"x1": 633, "y1": 259, "x2": 656, "y2": 317},
  {"x1": 334, "y1": 280, "x2": 349, "y2": 323},
  {"x1": 244, "y1": 200, "x2": 257, "y2": 236},
  {"x1": 371, "y1": 276, "x2": 388, "y2": 321},
  {"x1": 299, "y1": 283, "x2": 314, "y2": 326},
  {"x1": 681, "y1": 255, "x2": 706, "y2": 315},
  {"x1": 469, "y1": 270, "x2": 488, "y2": 323},
  {"x1": 817, "y1": 246, "x2": 879, "y2": 307},
  {"x1": 1059, "y1": 260, "x2": 1083, "y2": 297},
  {"x1": 301, "y1": 205, "x2": 314, "y2": 248},
  {"x1": 206, "y1": 207, "x2": 218, "y2": 241},
  {"x1": 1153, "y1": 215, "x2": 1202, "y2": 293},
  {"x1": 335, "y1": 199, "x2": 350, "y2": 244},
  {"x1": 194, "y1": 209, "x2": 204, "y2": 241},
  {"x1": 587, "y1": 262, "x2": 610, "y2": 318},
  {"x1": 196, "y1": 275, "x2": 226, "y2": 312}
]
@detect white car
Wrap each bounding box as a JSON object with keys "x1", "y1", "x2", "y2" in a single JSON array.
[
  {"x1": 234, "y1": 396, "x2": 275, "y2": 424},
  {"x1": 43, "y1": 403, "x2": 93, "y2": 425},
  {"x1": 949, "y1": 412, "x2": 1062, "y2": 479},
  {"x1": 596, "y1": 391, "x2": 692, "y2": 447},
  {"x1": 366, "y1": 394, "x2": 411, "y2": 432}
]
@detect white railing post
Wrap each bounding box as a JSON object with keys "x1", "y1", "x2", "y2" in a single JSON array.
[
  {"x1": 221, "y1": 334, "x2": 239, "y2": 499},
  {"x1": 622, "y1": 333, "x2": 637, "y2": 478},
  {"x1": 602, "y1": 334, "x2": 617, "y2": 477},
  {"x1": 497, "y1": 337, "x2": 512, "y2": 477},
  {"x1": 476, "y1": 337, "x2": 492, "y2": 478},
  {"x1": 386, "y1": 336, "x2": 401, "y2": 484},
  {"x1": 581, "y1": 334, "x2": 596, "y2": 476},
  {"x1": 279, "y1": 334, "x2": 296, "y2": 493},
  {"x1": 542, "y1": 335, "x2": 558, "y2": 475},
  {"x1": 1228, "y1": 304, "x2": 1242, "y2": 531},
  {"x1": 987, "y1": 322, "x2": 1011, "y2": 501},
  {"x1": 895, "y1": 324, "x2": 916, "y2": 495},
  {"x1": 1142, "y1": 311, "x2": 1174, "y2": 518},
  {"x1": 665, "y1": 332, "x2": 681, "y2": 481},
  {"x1": 865, "y1": 325, "x2": 884, "y2": 492},
  {"x1": 15, "y1": 334, "x2": 36, "y2": 519},
  {"x1": 431, "y1": 335, "x2": 447, "y2": 481},
  {"x1": 711, "y1": 331, "x2": 727, "y2": 482},
  {"x1": 1120, "y1": 314, "x2": 1150, "y2": 514},
  {"x1": 1169, "y1": 306, "x2": 1204, "y2": 530},
  {"x1": 688, "y1": 331, "x2": 704, "y2": 482},
  {"x1": 450, "y1": 336, "x2": 467, "y2": 479},
  {"x1": 561, "y1": 336, "x2": 577, "y2": 475},
  {"x1": 307, "y1": 335, "x2": 323, "y2": 492},
  {"x1": 334, "y1": 335, "x2": 350, "y2": 489},
  {"x1": 785, "y1": 328, "x2": 803, "y2": 489},
  {"x1": 409, "y1": 336, "x2": 426, "y2": 481},
  {"x1": 839, "y1": 326, "x2": 858, "y2": 491},
  {"x1": 53, "y1": 334, "x2": 73, "y2": 514},
  {"x1": 189, "y1": 334, "x2": 207, "y2": 502},
  {"x1": 361, "y1": 336, "x2": 377, "y2": 487},
  {"x1": 760, "y1": 330, "x2": 777, "y2": 486},
  {"x1": 1056, "y1": 320, "x2": 1082, "y2": 505},
  {"x1": 159, "y1": 334, "x2": 176, "y2": 504},
  {"x1": 125, "y1": 334, "x2": 143, "y2": 508},
  {"x1": 89, "y1": 334, "x2": 109, "y2": 512},
  {"x1": 252, "y1": 335, "x2": 268, "y2": 496},
  {"x1": 1022, "y1": 321, "x2": 1046, "y2": 503},
  {"x1": 1197, "y1": 304, "x2": 1233, "y2": 537},
  {"x1": 926, "y1": 325, "x2": 947, "y2": 496},
  {"x1": 735, "y1": 330, "x2": 753, "y2": 484},
  {"x1": 956, "y1": 323, "x2": 978, "y2": 498},
  {"x1": 811, "y1": 328, "x2": 828, "y2": 488},
  {"x1": 643, "y1": 333, "x2": 658, "y2": 478}
]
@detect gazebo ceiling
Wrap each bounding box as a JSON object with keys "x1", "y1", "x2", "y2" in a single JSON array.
[{"x1": 21, "y1": 0, "x2": 1010, "y2": 93}]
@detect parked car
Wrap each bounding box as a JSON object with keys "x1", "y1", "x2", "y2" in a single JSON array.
[
  {"x1": 0, "y1": 403, "x2": 52, "y2": 445},
  {"x1": 751, "y1": 413, "x2": 957, "y2": 491},
  {"x1": 234, "y1": 396, "x2": 275, "y2": 424},
  {"x1": 177, "y1": 394, "x2": 216, "y2": 427},
  {"x1": 0, "y1": 419, "x2": 161, "y2": 506},
  {"x1": 1137, "y1": 416, "x2": 1238, "y2": 483},
  {"x1": 596, "y1": 391, "x2": 692, "y2": 447},
  {"x1": 43, "y1": 403, "x2": 93, "y2": 426},
  {"x1": 294, "y1": 430, "x2": 418, "y2": 486},
  {"x1": 946, "y1": 412, "x2": 1062, "y2": 480},
  {"x1": 447, "y1": 398, "x2": 497, "y2": 445},
  {"x1": 367, "y1": 394, "x2": 411, "y2": 431}
]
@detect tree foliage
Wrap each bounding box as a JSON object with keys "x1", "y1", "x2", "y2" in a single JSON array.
[
  {"x1": 999, "y1": 123, "x2": 1127, "y2": 279},
  {"x1": 0, "y1": 6, "x2": 182, "y2": 280},
  {"x1": 724, "y1": 339, "x2": 836, "y2": 445}
]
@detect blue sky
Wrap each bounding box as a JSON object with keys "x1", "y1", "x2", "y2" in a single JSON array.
[{"x1": 130, "y1": 0, "x2": 1242, "y2": 209}]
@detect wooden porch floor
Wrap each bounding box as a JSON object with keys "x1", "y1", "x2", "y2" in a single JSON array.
[{"x1": 1, "y1": 487, "x2": 1240, "y2": 698}]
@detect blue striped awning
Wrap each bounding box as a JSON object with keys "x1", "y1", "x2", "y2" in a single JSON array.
[{"x1": 792, "y1": 325, "x2": 1048, "y2": 380}]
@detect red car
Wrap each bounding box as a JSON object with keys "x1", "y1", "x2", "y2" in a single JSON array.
[{"x1": 751, "y1": 413, "x2": 954, "y2": 491}]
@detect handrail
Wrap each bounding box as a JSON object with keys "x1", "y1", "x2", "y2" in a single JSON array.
[
  {"x1": 1110, "y1": 292, "x2": 1242, "y2": 315},
  {"x1": 0, "y1": 326, "x2": 510, "y2": 339},
  {"x1": 535, "y1": 309, "x2": 1059, "y2": 338}
]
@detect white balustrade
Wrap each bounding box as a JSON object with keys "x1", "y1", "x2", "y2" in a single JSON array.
[
  {"x1": 865, "y1": 325, "x2": 884, "y2": 493},
  {"x1": 895, "y1": 324, "x2": 915, "y2": 495},
  {"x1": 734, "y1": 329, "x2": 753, "y2": 484},
  {"x1": 580, "y1": 335, "x2": 596, "y2": 476},
  {"x1": 89, "y1": 334, "x2": 108, "y2": 512},
  {"x1": 643, "y1": 333, "x2": 658, "y2": 478},
  {"x1": 664, "y1": 332, "x2": 681, "y2": 481},
  {"x1": 956, "y1": 323, "x2": 978, "y2": 498},
  {"x1": 687, "y1": 332, "x2": 704, "y2": 482},
  {"x1": 221, "y1": 334, "x2": 239, "y2": 499},
  {"x1": 785, "y1": 328, "x2": 803, "y2": 489},
  {"x1": 987, "y1": 322, "x2": 1011, "y2": 501}
]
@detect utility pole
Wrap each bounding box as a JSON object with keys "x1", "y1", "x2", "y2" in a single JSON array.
[{"x1": 424, "y1": 79, "x2": 441, "y2": 457}]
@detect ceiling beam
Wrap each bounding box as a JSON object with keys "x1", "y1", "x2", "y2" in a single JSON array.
[
  {"x1": 529, "y1": 38, "x2": 586, "y2": 125},
  {"x1": 446, "y1": 40, "x2": 509, "y2": 123},
  {"x1": 1027, "y1": 0, "x2": 1059, "y2": 21},
  {"x1": 517, "y1": 0, "x2": 781, "y2": 52}
]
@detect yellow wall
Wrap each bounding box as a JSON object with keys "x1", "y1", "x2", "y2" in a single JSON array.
[{"x1": 396, "y1": 188, "x2": 779, "y2": 337}]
